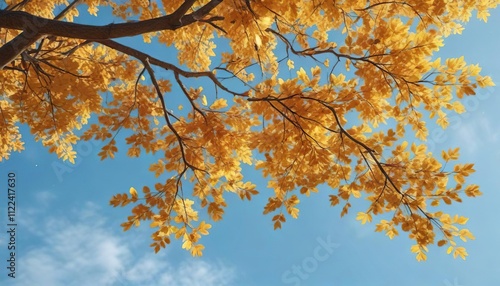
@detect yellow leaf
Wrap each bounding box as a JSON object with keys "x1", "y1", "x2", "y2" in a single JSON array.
[
  {"x1": 464, "y1": 184, "x2": 482, "y2": 197},
  {"x1": 297, "y1": 67, "x2": 309, "y2": 82},
  {"x1": 454, "y1": 216, "x2": 469, "y2": 225},
  {"x1": 453, "y1": 247, "x2": 468, "y2": 260},
  {"x1": 454, "y1": 174, "x2": 465, "y2": 184},
  {"x1": 386, "y1": 229, "x2": 398, "y2": 239},
  {"x1": 477, "y1": 75, "x2": 495, "y2": 87},
  {"x1": 191, "y1": 244, "x2": 204, "y2": 257},
  {"x1": 197, "y1": 221, "x2": 212, "y2": 235},
  {"x1": 182, "y1": 239, "x2": 192, "y2": 250},
  {"x1": 452, "y1": 102, "x2": 465, "y2": 114},
  {"x1": 447, "y1": 246, "x2": 454, "y2": 254},
  {"x1": 458, "y1": 229, "x2": 475, "y2": 241},
  {"x1": 129, "y1": 187, "x2": 138, "y2": 198},
  {"x1": 149, "y1": 160, "x2": 165, "y2": 178},
  {"x1": 356, "y1": 212, "x2": 372, "y2": 224},
  {"x1": 324, "y1": 58, "x2": 329, "y2": 67},
  {"x1": 411, "y1": 244, "x2": 420, "y2": 253},
  {"x1": 210, "y1": 98, "x2": 228, "y2": 110},
  {"x1": 201, "y1": 95, "x2": 208, "y2": 106},
  {"x1": 416, "y1": 251, "x2": 427, "y2": 262},
  {"x1": 255, "y1": 34, "x2": 262, "y2": 48},
  {"x1": 287, "y1": 59, "x2": 294, "y2": 70},
  {"x1": 287, "y1": 207, "x2": 298, "y2": 218},
  {"x1": 88, "y1": 5, "x2": 99, "y2": 16}
]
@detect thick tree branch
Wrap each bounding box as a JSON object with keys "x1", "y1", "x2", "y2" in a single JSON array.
[
  {"x1": 0, "y1": 0, "x2": 82, "y2": 70},
  {"x1": 0, "y1": 0, "x2": 223, "y2": 69},
  {"x1": 170, "y1": 0, "x2": 198, "y2": 21},
  {"x1": 0, "y1": 0, "x2": 222, "y2": 39}
]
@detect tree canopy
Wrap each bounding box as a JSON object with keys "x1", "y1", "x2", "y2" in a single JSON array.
[{"x1": 0, "y1": 0, "x2": 497, "y2": 260}]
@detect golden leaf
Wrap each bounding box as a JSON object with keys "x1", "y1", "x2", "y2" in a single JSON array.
[{"x1": 129, "y1": 187, "x2": 138, "y2": 198}]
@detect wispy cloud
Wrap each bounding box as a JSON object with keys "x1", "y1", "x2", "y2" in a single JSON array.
[
  {"x1": 4, "y1": 199, "x2": 236, "y2": 286},
  {"x1": 451, "y1": 115, "x2": 499, "y2": 155},
  {"x1": 123, "y1": 256, "x2": 236, "y2": 286}
]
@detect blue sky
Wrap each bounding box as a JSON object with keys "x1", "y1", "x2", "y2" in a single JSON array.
[{"x1": 1, "y1": 4, "x2": 500, "y2": 286}]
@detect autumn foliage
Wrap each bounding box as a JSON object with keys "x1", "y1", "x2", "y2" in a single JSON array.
[{"x1": 0, "y1": 0, "x2": 497, "y2": 260}]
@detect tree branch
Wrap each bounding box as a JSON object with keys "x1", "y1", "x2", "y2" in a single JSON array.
[
  {"x1": 0, "y1": 0, "x2": 223, "y2": 69},
  {"x1": 169, "y1": 0, "x2": 198, "y2": 22},
  {"x1": 96, "y1": 39, "x2": 246, "y2": 97},
  {"x1": 0, "y1": 0, "x2": 82, "y2": 69}
]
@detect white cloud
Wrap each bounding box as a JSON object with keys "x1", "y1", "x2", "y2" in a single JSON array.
[
  {"x1": 8, "y1": 210, "x2": 129, "y2": 286},
  {"x1": 4, "y1": 200, "x2": 236, "y2": 286},
  {"x1": 34, "y1": 190, "x2": 56, "y2": 207},
  {"x1": 451, "y1": 115, "x2": 499, "y2": 155},
  {"x1": 175, "y1": 260, "x2": 236, "y2": 286},
  {"x1": 123, "y1": 256, "x2": 236, "y2": 286}
]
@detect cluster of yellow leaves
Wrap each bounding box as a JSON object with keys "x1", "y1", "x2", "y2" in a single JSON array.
[
  {"x1": 104, "y1": 95, "x2": 259, "y2": 255},
  {"x1": 1, "y1": 0, "x2": 498, "y2": 259}
]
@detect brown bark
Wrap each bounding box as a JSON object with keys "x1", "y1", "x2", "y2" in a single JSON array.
[{"x1": 0, "y1": 0, "x2": 223, "y2": 69}]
